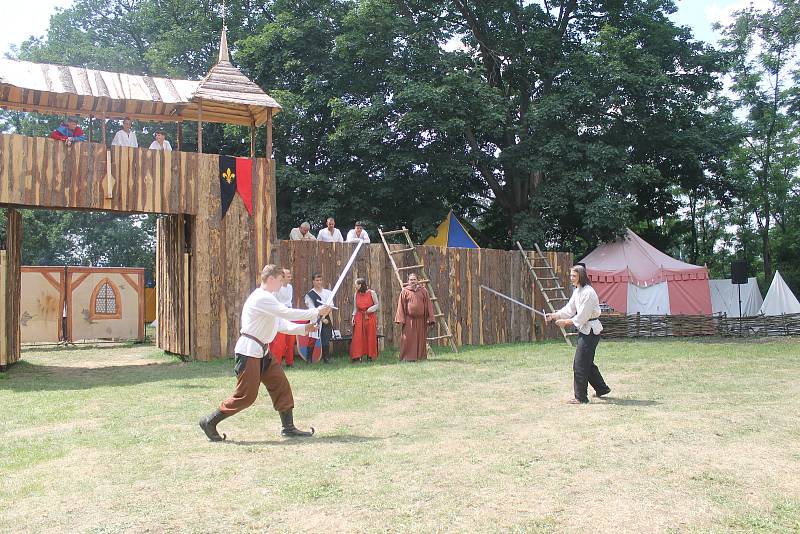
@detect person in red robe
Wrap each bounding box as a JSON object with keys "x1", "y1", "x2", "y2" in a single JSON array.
[
  {"x1": 350, "y1": 278, "x2": 380, "y2": 362},
  {"x1": 394, "y1": 273, "x2": 435, "y2": 361}
]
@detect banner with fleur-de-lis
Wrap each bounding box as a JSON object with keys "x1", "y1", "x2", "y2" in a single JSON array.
[{"x1": 218, "y1": 155, "x2": 254, "y2": 219}]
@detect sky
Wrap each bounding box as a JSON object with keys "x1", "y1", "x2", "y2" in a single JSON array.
[{"x1": 0, "y1": 0, "x2": 774, "y2": 59}]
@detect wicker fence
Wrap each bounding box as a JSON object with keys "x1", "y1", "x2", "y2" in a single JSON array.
[{"x1": 601, "y1": 313, "x2": 800, "y2": 338}]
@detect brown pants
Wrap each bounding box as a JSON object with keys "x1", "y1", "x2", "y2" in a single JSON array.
[{"x1": 219, "y1": 354, "x2": 294, "y2": 415}]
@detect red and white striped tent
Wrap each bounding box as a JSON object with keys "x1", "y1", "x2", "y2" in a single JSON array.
[{"x1": 580, "y1": 229, "x2": 712, "y2": 315}]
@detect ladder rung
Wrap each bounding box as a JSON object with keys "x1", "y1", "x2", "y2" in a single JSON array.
[
  {"x1": 427, "y1": 335, "x2": 452, "y2": 341},
  {"x1": 565, "y1": 332, "x2": 578, "y2": 336},
  {"x1": 397, "y1": 264, "x2": 424, "y2": 271},
  {"x1": 389, "y1": 247, "x2": 415, "y2": 255},
  {"x1": 531, "y1": 266, "x2": 551, "y2": 270},
  {"x1": 538, "y1": 276, "x2": 558, "y2": 280},
  {"x1": 547, "y1": 297, "x2": 568, "y2": 301},
  {"x1": 418, "y1": 279, "x2": 430, "y2": 284},
  {"x1": 381, "y1": 229, "x2": 408, "y2": 236},
  {"x1": 433, "y1": 313, "x2": 445, "y2": 318},
  {"x1": 429, "y1": 297, "x2": 438, "y2": 301},
  {"x1": 542, "y1": 286, "x2": 565, "y2": 291}
]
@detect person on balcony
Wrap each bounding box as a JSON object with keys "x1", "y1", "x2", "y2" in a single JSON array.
[
  {"x1": 317, "y1": 217, "x2": 344, "y2": 242},
  {"x1": 148, "y1": 130, "x2": 172, "y2": 151},
  {"x1": 111, "y1": 117, "x2": 138, "y2": 148},
  {"x1": 346, "y1": 221, "x2": 371, "y2": 243},
  {"x1": 49, "y1": 117, "x2": 86, "y2": 146},
  {"x1": 289, "y1": 222, "x2": 316, "y2": 241}
]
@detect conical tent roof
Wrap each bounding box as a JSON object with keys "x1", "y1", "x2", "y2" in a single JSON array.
[
  {"x1": 423, "y1": 211, "x2": 479, "y2": 248},
  {"x1": 759, "y1": 271, "x2": 800, "y2": 316},
  {"x1": 580, "y1": 228, "x2": 707, "y2": 285}
]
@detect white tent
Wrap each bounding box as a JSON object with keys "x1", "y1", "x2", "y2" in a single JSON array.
[
  {"x1": 709, "y1": 278, "x2": 763, "y2": 317},
  {"x1": 759, "y1": 271, "x2": 800, "y2": 316}
]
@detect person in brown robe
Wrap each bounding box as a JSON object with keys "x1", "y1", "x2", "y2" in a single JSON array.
[{"x1": 395, "y1": 273, "x2": 435, "y2": 361}]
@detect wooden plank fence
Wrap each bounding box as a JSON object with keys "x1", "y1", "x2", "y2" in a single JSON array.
[{"x1": 270, "y1": 241, "x2": 573, "y2": 348}]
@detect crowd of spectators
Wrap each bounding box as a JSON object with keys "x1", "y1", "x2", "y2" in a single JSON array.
[
  {"x1": 49, "y1": 116, "x2": 172, "y2": 151},
  {"x1": 289, "y1": 218, "x2": 371, "y2": 244}
]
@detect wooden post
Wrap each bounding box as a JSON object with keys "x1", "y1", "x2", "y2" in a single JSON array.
[
  {"x1": 88, "y1": 116, "x2": 94, "y2": 143},
  {"x1": 101, "y1": 115, "x2": 107, "y2": 146},
  {"x1": 197, "y1": 99, "x2": 203, "y2": 154},
  {"x1": 266, "y1": 108, "x2": 273, "y2": 160},
  {"x1": 176, "y1": 121, "x2": 182, "y2": 151},
  {"x1": 250, "y1": 116, "x2": 256, "y2": 158}
]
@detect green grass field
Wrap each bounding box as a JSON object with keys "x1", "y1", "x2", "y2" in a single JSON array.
[{"x1": 1, "y1": 338, "x2": 799, "y2": 533}]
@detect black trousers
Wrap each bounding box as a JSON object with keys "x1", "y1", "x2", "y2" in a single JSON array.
[{"x1": 573, "y1": 332, "x2": 609, "y2": 402}]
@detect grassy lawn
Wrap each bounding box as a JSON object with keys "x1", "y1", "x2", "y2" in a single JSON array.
[{"x1": 1, "y1": 338, "x2": 799, "y2": 533}]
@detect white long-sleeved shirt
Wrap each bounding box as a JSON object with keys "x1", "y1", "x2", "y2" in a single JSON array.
[
  {"x1": 305, "y1": 288, "x2": 332, "y2": 339},
  {"x1": 234, "y1": 288, "x2": 319, "y2": 357},
  {"x1": 345, "y1": 228, "x2": 370, "y2": 243},
  {"x1": 149, "y1": 140, "x2": 172, "y2": 151},
  {"x1": 317, "y1": 228, "x2": 344, "y2": 242},
  {"x1": 276, "y1": 284, "x2": 293, "y2": 307},
  {"x1": 289, "y1": 227, "x2": 316, "y2": 240},
  {"x1": 554, "y1": 284, "x2": 603, "y2": 335},
  {"x1": 111, "y1": 130, "x2": 138, "y2": 148}
]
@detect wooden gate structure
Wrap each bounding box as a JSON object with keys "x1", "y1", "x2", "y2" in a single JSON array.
[{"x1": 0, "y1": 31, "x2": 278, "y2": 368}]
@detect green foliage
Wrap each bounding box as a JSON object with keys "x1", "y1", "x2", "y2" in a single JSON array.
[
  {"x1": 717, "y1": 0, "x2": 800, "y2": 285},
  {"x1": 4, "y1": 0, "x2": 797, "y2": 286}
]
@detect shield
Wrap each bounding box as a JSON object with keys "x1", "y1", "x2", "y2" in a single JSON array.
[{"x1": 296, "y1": 334, "x2": 321, "y2": 363}]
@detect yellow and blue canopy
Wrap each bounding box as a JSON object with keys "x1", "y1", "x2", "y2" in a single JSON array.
[{"x1": 423, "y1": 211, "x2": 479, "y2": 248}]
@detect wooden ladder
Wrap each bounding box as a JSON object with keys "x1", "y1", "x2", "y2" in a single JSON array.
[
  {"x1": 379, "y1": 227, "x2": 458, "y2": 354},
  {"x1": 516, "y1": 241, "x2": 573, "y2": 346}
]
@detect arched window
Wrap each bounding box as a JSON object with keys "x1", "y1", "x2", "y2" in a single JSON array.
[{"x1": 89, "y1": 278, "x2": 122, "y2": 320}]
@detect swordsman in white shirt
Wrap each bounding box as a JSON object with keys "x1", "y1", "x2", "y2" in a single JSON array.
[
  {"x1": 199, "y1": 265, "x2": 331, "y2": 441},
  {"x1": 546, "y1": 265, "x2": 611, "y2": 404}
]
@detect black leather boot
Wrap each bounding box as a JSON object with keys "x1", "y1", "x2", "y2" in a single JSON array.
[
  {"x1": 199, "y1": 409, "x2": 230, "y2": 441},
  {"x1": 280, "y1": 409, "x2": 315, "y2": 437}
]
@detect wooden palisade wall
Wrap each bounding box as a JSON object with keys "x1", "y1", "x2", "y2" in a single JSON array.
[
  {"x1": 0, "y1": 209, "x2": 22, "y2": 370},
  {"x1": 0, "y1": 133, "x2": 275, "y2": 362},
  {"x1": 271, "y1": 241, "x2": 573, "y2": 348}
]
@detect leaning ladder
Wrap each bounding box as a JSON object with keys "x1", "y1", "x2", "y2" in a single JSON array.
[
  {"x1": 516, "y1": 241, "x2": 573, "y2": 346},
  {"x1": 379, "y1": 227, "x2": 458, "y2": 354}
]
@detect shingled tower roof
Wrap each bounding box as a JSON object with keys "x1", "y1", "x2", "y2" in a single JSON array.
[{"x1": 192, "y1": 28, "x2": 281, "y2": 124}]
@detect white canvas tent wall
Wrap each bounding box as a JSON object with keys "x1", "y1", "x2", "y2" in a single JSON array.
[
  {"x1": 759, "y1": 271, "x2": 800, "y2": 316},
  {"x1": 709, "y1": 278, "x2": 763, "y2": 317}
]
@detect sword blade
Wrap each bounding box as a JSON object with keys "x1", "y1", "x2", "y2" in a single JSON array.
[
  {"x1": 480, "y1": 285, "x2": 546, "y2": 317},
  {"x1": 325, "y1": 240, "x2": 364, "y2": 305}
]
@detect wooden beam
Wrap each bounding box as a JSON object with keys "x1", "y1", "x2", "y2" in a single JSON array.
[
  {"x1": 197, "y1": 99, "x2": 203, "y2": 154},
  {"x1": 266, "y1": 108, "x2": 273, "y2": 160},
  {"x1": 176, "y1": 121, "x2": 182, "y2": 151},
  {"x1": 250, "y1": 116, "x2": 256, "y2": 158}
]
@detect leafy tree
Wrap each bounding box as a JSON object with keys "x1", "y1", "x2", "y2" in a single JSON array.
[{"x1": 717, "y1": 0, "x2": 800, "y2": 283}]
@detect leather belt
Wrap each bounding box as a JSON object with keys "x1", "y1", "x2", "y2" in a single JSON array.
[{"x1": 240, "y1": 332, "x2": 269, "y2": 357}]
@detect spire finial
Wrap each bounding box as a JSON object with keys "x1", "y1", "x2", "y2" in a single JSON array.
[
  {"x1": 218, "y1": 27, "x2": 230, "y2": 63},
  {"x1": 218, "y1": 0, "x2": 230, "y2": 63}
]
